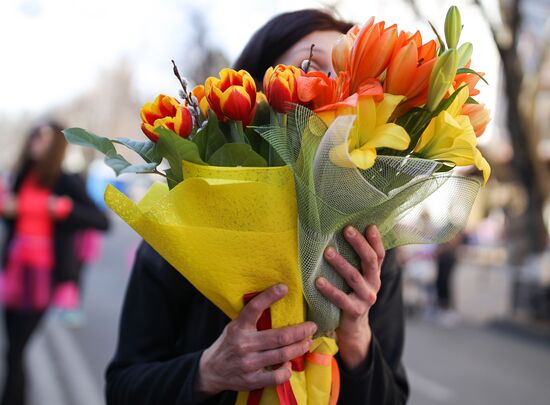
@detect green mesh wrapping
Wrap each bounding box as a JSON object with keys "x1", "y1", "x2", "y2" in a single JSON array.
[{"x1": 255, "y1": 106, "x2": 481, "y2": 333}]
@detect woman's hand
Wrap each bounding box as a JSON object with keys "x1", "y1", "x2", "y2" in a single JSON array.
[
  {"x1": 316, "y1": 225, "x2": 385, "y2": 371},
  {"x1": 196, "y1": 284, "x2": 317, "y2": 397}
]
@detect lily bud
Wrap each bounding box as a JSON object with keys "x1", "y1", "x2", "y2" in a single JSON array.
[
  {"x1": 444, "y1": 6, "x2": 462, "y2": 49},
  {"x1": 426, "y1": 49, "x2": 459, "y2": 111},
  {"x1": 457, "y1": 42, "x2": 473, "y2": 68},
  {"x1": 332, "y1": 33, "x2": 352, "y2": 73}
]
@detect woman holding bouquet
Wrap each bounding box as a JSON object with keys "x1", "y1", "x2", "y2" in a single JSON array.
[
  {"x1": 106, "y1": 9, "x2": 408, "y2": 405},
  {"x1": 0, "y1": 122, "x2": 110, "y2": 405}
]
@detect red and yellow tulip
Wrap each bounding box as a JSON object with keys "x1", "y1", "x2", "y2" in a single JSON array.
[
  {"x1": 413, "y1": 86, "x2": 491, "y2": 183},
  {"x1": 462, "y1": 103, "x2": 490, "y2": 137},
  {"x1": 205, "y1": 68, "x2": 257, "y2": 125},
  {"x1": 263, "y1": 64, "x2": 303, "y2": 113},
  {"x1": 190, "y1": 84, "x2": 209, "y2": 115},
  {"x1": 140, "y1": 94, "x2": 193, "y2": 142}
]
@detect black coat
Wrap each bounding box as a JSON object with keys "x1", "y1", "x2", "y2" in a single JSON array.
[
  {"x1": 106, "y1": 242, "x2": 409, "y2": 404},
  {"x1": 1, "y1": 172, "x2": 110, "y2": 283}
]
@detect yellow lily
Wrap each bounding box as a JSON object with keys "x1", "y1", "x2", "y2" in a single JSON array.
[
  {"x1": 414, "y1": 86, "x2": 491, "y2": 184},
  {"x1": 330, "y1": 93, "x2": 410, "y2": 170}
]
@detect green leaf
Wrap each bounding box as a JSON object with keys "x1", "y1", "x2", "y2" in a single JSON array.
[
  {"x1": 456, "y1": 68, "x2": 488, "y2": 85},
  {"x1": 428, "y1": 21, "x2": 446, "y2": 55},
  {"x1": 155, "y1": 127, "x2": 205, "y2": 183},
  {"x1": 63, "y1": 128, "x2": 117, "y2": 158},
  {"x1": 466, "y1": 97, "x2": 479, "y2": 104},
  {"x1": 104, "y1": 155, "x2": 158, "y2": 175},
  {"x1": 164, "y1": 168, "x2": 179, "y2": 190},
  {"x1": 432, "y1": 84, "x2": 467, "y2": 116},
  {"x1": 192, "y1": 113, "x2": 226, "y2": 161},
  {"x1": 207, "y1": 143, "x2": 267, "y2": 167},
  {"x1": 113, "y1": 138, "x2": 162, "y2": 164}
]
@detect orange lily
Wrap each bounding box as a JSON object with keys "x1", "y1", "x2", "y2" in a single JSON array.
[
  {"x1": 140, "y1": 94, "x2": 193, "y2": 142},
  {"x1": 453, "y1": 71, "x2": 484, "y2": 96},
  {"x1": 263, "y1": 64, "x2": 302, "y2": 113},
  {"x1": 205, "y1": 68, "x2": 257, "y2": 125},
  {"x1": 296, "y1": 71, "x2": 342, "y2": 111},
  {"x1": 385, "y1": 33, "x2": 438, "y2": 115},
  {"x1": 332, "y1": 25, "x2": 360, "y2": 74},
  {"x1": 462, "y1": 103, "x2": 490, "y2": 137},
  {"x1": 348, "y1": 19, "x2": 398, "y2": 93},
  {"x1": 314, "y1": 79, "x2": 384, "y2": 127}
]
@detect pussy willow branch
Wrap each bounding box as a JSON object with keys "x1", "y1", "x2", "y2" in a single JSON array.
[
  {"x1": 171, "y1": 60, "x2": 202, "y2": 127},
  {"x1": 301, "y1": 44, "x2": 316, "y2": 73}
]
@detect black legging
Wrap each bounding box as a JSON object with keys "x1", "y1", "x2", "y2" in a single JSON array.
[{"x1": 1, "y1": 309, "x2": 45, "y2": 405}]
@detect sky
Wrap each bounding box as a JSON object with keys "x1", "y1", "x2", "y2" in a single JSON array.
[{"x1": 0, "y1": 0, "x2": 502, "y2": 120}]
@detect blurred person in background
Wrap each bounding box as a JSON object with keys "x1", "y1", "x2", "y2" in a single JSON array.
[
  {"x1": 106, "y1": 9, "x2": 408, "y2": 405},
  {"x1": 434, "y1": 231, "x2": 465, "y2": 326},
  {"x1": 0, "y1": 121, "x2": 109, "y2": 405}
]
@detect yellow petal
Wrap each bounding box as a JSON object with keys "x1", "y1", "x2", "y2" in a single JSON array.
[
  {"x1": 365, "y1": 123, "x2": 410, "y2": 150},
  {"x1": 349, "y1": 147, "x2": 377, "y2": 170},
  {"x1": 329, "y1": 142, "x2": 356, "y2": 168},
  {"x1": 375, "y1": 94, "x2": 405, "y2": 126},
  {"x1": 356, "y1": 96, "x2": 377, "y2": 144},
  {"x1": 447, "y1": 86, "x2": 469, "y2": 117}
]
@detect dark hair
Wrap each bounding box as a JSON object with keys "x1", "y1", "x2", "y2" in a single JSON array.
[
  {"x1": 13, "y1": 120, "x2": 67, "y2": 191},
  {"x1": 233, "y1": 9, "x2": 353, "y2": 84}
]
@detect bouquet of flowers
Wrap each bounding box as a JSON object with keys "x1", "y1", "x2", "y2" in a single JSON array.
[{"x1": 65, "y1": 6, "x2": 490, "y2": 405}]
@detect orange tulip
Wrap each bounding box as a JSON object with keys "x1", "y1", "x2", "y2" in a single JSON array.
[
  {"x1": 385, "y1": 33, "x2": 438, "y2": 115},
  {"x1": 263, "y1": 64, "x2": 302, "y2": 113},
  {"x1": 140, "y1": 94, "x2": 193, "y2": 142},
  {"x1": 462, "y1": 103, "x2": 490, "y2": 137},
  {"x1": 348, "y1": 19, "x2": 398, "y2": 92},
  {"x1": 332, "y1": 25, "x2": 361, "y2": 74},
  {"x1": 205, "y1": 68, "x2": 257, "y2": 125},
  {"x1": 190, "y1": 84, "x2": 209, "y2": 115}
]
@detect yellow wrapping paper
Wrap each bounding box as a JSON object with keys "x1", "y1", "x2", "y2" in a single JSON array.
[{"x1": 104, "y1": 161, "x2": 339, "y2": 404}]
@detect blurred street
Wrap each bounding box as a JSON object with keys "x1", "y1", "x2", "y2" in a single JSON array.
[{"x1": 0, "y1": 215, "x2": 548, "y2": 405}]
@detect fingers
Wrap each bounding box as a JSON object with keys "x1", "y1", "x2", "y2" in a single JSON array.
[
  {"x1": 251, "y1": 322, "x2": 317, "y2": 351},
  {"x1": 365, "y1": 225, "x2": 385, "y2": 265},
  {"x1": 316, "y1": 276, "x2": 373, "y2": 317},
  {"x1": 323, "y1": 247, "x2": 370, "y2": 301},
  {"x1": 343, "y1": 226, "x2": 380, "y2": 275},
  {"x1": 245, "y1": 337, "x2": 312, "y2": 372},
  {"x1": 251, "y1": 362, "x2": 293, "y2": 389},
  {"x1": 238, "y1": 284, "x2": 288, "y2": 329}
]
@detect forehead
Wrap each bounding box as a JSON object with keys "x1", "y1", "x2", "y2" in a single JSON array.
[{"x1": 280, "y1": 30, "x2": 344, "y2": 60}]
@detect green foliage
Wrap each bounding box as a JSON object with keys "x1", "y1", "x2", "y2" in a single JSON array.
[
  {"x1": 104, "y1": 156, "x2": 158, "y2": 175},
  {"x1": 155, "y1": 127, "x2": 205, "y2": 185},
  {"x1": 191, "y1": 113, "x2": 226, "y2": 161},
  {"x1": 63, "y1": 128, "x2": 117, "y2": 158},
  {"x1": 207, "y1": 143, "x2": 267, "y2": 167},
  {"x1": 456, "y1": 67, "x2": 489, "y2": 85},
  {"x1": 63, "y1": 128, "x2": 159, "y2": 176},
  {"x1": 112, "y1": 138, "x2": 162, "y2": 164}
]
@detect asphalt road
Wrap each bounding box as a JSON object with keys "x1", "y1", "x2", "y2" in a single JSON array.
[{"x1": 1, "y1": 215, "x2": 549, "y2": 404}]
